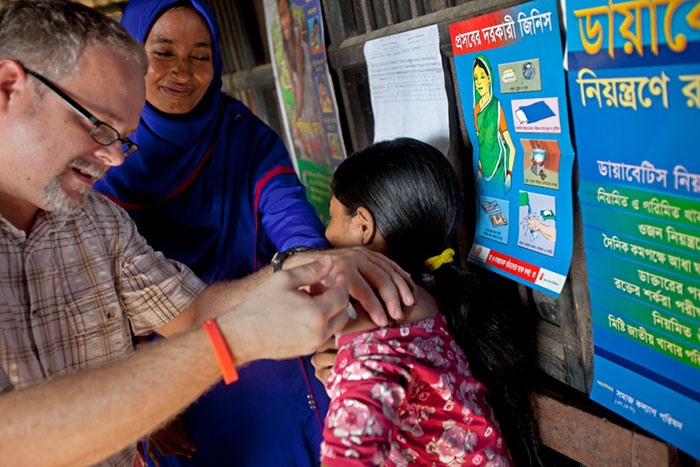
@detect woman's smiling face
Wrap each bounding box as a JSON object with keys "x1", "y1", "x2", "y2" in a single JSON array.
[{"x1": 144, "y1": 7, "x2": 214, "y2": 114}]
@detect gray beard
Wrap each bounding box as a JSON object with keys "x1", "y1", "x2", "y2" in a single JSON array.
[
  {"x1": 42, "y1": 172, "x2": 90, "y2": 215},
  {"x1": 42, "y1": 158, "x2": 104, "y2": 215}
]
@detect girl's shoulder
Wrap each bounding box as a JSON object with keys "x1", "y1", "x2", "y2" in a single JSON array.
[{"x1": 337, "y1": 286, "x2": 440, "y2": 340}]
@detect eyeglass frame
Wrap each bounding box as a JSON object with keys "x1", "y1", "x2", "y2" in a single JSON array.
[{"x1": 22, "y1": 65, "x2": 138, "y2": 157}]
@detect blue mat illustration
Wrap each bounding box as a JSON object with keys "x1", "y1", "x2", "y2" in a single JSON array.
[{"x1": 516, "y1": 100, "x2": 555, "y2": 123}]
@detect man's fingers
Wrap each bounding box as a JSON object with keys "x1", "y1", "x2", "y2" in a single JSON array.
[
  {"x1": 310, "y1": 273, "x2": 350, "y2": 337},
  {"x1": 364, "y1": 252, "x2": 416, "y2": 307},
  {"x1": 347, "y1": 271, "x2": 387, "y2": 327},
  {"x1": 281, "y1": 256, "x2": 333, "y2": 290},
  {"x1": 326, "y1": 302, "x2": 351, "y2": 336},
  {"x1": 365, "y1": 251, "x2": 415, "y2": 299},
  {"x1": 363, "y1": 258, "x2": 413, "y2": 320},
  {"x1": 336, "y1": 248, "x2": 415, "y2": 325},
  {"x1": 308, "y1": 272, "x2": 336, "y2": 296}
]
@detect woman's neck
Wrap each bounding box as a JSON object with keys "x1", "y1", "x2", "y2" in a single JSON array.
[{"x1": 479, "y1": 92, "x2": 491, "y2": 108}]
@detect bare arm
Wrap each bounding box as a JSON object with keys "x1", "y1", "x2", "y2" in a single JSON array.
[
  {"x1": 0, "y1": 326, "x2": 221, "y2": 467},
  {"x1": 0, "y1": 258, "x2": 349, "y2": 467},
  {"x1": 157, "y1": 247, "x2": 415, "y2": 337},
  {"x1": 154, "y1": 267, "x2": 271, "y2": 337}
]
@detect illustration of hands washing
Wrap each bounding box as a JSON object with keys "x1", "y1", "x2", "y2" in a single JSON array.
[{"x1": 520, "y1": 192, "x2": 557, "y2": 243}]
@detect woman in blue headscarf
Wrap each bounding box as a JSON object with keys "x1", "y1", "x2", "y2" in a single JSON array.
[{"x1": 94, "y1": 0, "x2": 331, "y2": 465}]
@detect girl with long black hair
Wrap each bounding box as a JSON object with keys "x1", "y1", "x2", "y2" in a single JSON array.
[{"x1": 320, "y1": 138, "x2": 542, "y2": 466}]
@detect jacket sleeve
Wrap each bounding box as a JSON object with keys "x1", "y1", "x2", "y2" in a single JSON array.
[{"x1": 250, "y1": 116, "x2": 330, "y2": 252}]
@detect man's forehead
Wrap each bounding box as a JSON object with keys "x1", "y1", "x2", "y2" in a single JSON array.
[{"x1": 63, "y1": 45, "x2": 145, "y2": 131}]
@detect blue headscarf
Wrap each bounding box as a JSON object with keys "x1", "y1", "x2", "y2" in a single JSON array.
[{"x1": 96, "y1": 0, "x2": 222, "y2": 205}]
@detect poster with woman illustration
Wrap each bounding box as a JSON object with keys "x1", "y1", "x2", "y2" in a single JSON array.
[
  {"x1": 263, "y1": 0, "x2": 346, "y2": 222},
  {"x1": 450, "y1": 0, "x2": 575, "y2": 296}
]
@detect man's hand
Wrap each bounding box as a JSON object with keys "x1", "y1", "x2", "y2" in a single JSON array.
[
  {"x1": 285, "y1": 248, "x2": 415, "y2": 328},
  {"x1": 144, "y1": 416, "x2": 195, "y2": 466},
  {"x1": 220, "y1": 256, "x2": 351, "y2": 364},
  {"x1": 311, "y1": 338, "x2": 338, "y2": 392}
]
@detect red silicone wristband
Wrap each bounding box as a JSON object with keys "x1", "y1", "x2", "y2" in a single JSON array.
[{"x1": 202, "y1": 319, "x2": 239, "y2": 384}]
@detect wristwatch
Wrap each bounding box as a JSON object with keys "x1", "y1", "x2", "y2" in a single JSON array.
[{"x1": 271, "y1": 245, "x2": 314, "y2": 272}]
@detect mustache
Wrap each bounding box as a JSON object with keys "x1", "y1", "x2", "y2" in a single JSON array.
[{"x1": 69, "y1": 158, "x2": 106, "y2": 180}]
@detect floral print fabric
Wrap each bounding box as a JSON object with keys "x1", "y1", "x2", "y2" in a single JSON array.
[{"x1": 321, "y1": 315, "x2": 511, "y2": 466}]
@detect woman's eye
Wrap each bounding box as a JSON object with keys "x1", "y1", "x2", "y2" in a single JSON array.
[
  {"x1": 152, "y1": 50, "x2": 174, "y2": 58},
  {"x1": 193, "y1": 55, "x2": 211, "y2": 62}
]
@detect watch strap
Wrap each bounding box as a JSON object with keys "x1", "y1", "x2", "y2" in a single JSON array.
[{"x1": 271, "y1": 245, "x2": 314, "y2": 272}]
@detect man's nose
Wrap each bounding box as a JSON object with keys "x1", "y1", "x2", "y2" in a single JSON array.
[{"x1": 93, "y1": 141, "x2": 126, "y2": 167}]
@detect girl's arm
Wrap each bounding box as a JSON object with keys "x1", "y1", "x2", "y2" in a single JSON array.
[{"x1": 321, "y1": 355, "x2": 406, "y2": 466}]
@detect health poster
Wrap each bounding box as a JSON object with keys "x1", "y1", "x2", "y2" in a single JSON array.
[
  {"x1": 567, "y1": 0, "x2": 700, "y2": 458},
  {"x1": 263, "y1": 0, "x2": 346, "y2": 223},
  {"x1": 450, "y1": 0, "x2": 575, "y2": 296}
]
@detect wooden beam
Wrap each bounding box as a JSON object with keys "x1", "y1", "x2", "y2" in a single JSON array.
[
  {"x1": 222, "y1": 64, "x2": 275, "y2": 91},
  {"x1": 534, "y1": 394, "x2": 679, "y2": 467}
]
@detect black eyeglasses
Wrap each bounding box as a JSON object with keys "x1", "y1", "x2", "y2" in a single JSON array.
[{"x1": 23, "y1": 66, "x2": 138, "y2": 157}]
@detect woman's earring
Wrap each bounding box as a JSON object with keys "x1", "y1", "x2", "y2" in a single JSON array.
[{"x1": 361, "y1": 236, "x2": 366, "y2": 247}]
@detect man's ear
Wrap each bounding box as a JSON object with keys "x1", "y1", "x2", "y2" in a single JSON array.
[{"x1": 0, "y1": 60, "x2": 28, "y2": 114}]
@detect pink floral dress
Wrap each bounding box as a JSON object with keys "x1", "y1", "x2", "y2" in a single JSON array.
[{"x1": 321, "y1": 315, "x2": 511, "y2": 466}]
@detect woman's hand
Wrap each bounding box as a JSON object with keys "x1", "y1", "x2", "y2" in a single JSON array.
[
  {"x1": 144, "y1": 416, "x2": 196, "y2": 466},
  {"x1": 311, "y1": 338, "x2": 338, "y2": 392}
]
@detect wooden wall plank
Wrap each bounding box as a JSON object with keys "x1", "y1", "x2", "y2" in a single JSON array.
[{"x1": 534, "y1": 394, "x2": 678, "y2": 467}]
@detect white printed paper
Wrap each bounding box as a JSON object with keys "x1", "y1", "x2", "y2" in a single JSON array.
[{"x1": 364, "y1": 25, "x2": 450, "y2": 155}]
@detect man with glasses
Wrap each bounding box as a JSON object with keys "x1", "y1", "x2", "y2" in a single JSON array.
[{"x1": 0, "y1": 1, "x2": 413, "y2": 466}]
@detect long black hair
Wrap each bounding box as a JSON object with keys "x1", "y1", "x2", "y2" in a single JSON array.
[{"x1": 332, "y1": 137, "x2": 543, "y2": 466}]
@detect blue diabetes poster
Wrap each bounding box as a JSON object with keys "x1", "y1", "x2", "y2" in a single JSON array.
[
  {"x1": 450, "y1": 0, "x2": 575, "y2": 297},
  {"x1": 567, "y1": 0, "x2": 700, "y2": 458}
]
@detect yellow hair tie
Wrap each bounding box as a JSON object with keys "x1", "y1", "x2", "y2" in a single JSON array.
[{"x1": 424, "y1": 248, "x2": 455, "y2": 272}]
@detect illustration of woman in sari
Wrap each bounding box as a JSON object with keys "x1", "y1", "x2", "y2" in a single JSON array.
[{"x1": 473, "y1": 54, "x2": 515, "y2": 196}]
